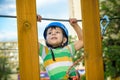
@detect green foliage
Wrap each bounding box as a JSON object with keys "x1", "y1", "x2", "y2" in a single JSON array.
[
  {"x1": 103, "y1": 45, "x2": 120, "y2": 78},
  {"x1": 100, "y1": 0, "x2": 120, "y2": 79},
  {"x1": 0, "y1": 54, "x2": 11, "y2": 80},
  {"x1": 81, "y1": 74, "x2": 86, "y2": 80}
]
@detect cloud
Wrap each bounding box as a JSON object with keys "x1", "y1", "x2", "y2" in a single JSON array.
[
  {"x1": 36, "y1": 0, "x2": 69, "y2": 17},
  {"x1": 0, "y1": 31, "x2": 17, "y2": 42},
  {"x1": 36, "y1": 0, "x2": 62, "y2": 8},
  {"x1": 0, "y1": 0, "x2": 16, "y2": 15}
]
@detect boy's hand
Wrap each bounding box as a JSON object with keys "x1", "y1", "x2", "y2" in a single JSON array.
[
  {"x1": 37, "y1": 15, "x2": 42, "y2": 22},
  {"x1": 69, "y1": 18, "x2": 78, "y2": 27}
]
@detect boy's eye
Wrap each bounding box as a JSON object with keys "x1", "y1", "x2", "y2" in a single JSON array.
[
  {"x1": 56, "y1": 31, "x2": 60, "y2": 33},
  {"x1": 48, "y1": 32, "x2": 52, "y2": 34}
]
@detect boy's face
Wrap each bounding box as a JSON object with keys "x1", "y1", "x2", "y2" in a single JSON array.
[{"x1": 46, "y1": 27, "x2": 67, "y2": 47}]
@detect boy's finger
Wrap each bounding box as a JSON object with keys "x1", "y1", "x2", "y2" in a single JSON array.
[{"x1": 37, "y1": 15, "x2": 42, "y2": 22}]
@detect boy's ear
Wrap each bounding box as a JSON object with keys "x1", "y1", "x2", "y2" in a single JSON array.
[{"x1": 63, "y1": 37, "x2": 67, "y2": 44}]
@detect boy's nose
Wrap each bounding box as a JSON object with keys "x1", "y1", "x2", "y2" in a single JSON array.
[
  {"x1": 51, "y1": 31, "x2": 56, "y2": 35},
  {"x1": 52, "y1": 33, "x2": 56, "y2": 35}
]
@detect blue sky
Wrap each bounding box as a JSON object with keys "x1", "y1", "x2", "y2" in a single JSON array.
[{"x1": 0, "y1": 0, "x2": 70, "y2": 42}]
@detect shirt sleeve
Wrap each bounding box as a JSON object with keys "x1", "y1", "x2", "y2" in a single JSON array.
[{"x1": 39, "y1": 43, "x2": 49, "y2": 59}]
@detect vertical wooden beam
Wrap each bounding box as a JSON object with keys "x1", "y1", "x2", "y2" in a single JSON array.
[
  {"x1": 81, "y1": 0, "x2": 104, "y2": 80},
  {"x1": 16, "y1": 0, "x2": 40, "y2": 80}
]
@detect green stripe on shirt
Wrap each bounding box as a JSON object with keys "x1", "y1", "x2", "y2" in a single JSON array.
[
  {"x1": 39, "y1": 44, "x2": 43, "y2": 56},
  {"x1": 50, "y1": 71, "x2": 66, "y2": 80},
  {"x1": 44, "y1": 52, "x2": 72, "y2": 61},
  {"x1": 48, "y1": 66, "x2": 68, "y2": 76}
]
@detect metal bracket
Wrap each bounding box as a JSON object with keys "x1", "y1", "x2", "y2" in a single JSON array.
[{"x1": 100, "y1": 15, "x2": 110, "y2": 36}]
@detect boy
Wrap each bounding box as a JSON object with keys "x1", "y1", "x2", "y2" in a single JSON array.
[{"x1": 37, "y1": 15, "x2": 83, "y2": 80}]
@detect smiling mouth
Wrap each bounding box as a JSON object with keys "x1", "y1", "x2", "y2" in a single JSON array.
[{"x1": 51, "y1": 37, "x2": 57, "y2": 39}]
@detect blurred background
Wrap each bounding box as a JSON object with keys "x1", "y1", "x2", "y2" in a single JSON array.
[{"x1": 0, "y1": 0, "x2": 120, "y2": 80}]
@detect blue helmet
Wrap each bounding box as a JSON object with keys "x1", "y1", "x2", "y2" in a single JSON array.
[{"x1": 43, "y1": 22, "x2": 69, "y2": 46}]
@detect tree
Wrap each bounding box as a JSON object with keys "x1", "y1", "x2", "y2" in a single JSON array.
[
  {"x1": 100, "y1": 0, "x2": 120, "y2": 79},
  {"x1": 0, "y1": 42, "x2": 18, "y2": 80},
  {"x1": 0, "y1": 53, "x2": 11, "y2": 80}
]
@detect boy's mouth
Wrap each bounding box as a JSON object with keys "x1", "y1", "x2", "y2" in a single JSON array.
[{"x1": 51, "y1": 37, "x2": 57, "y2": 39}]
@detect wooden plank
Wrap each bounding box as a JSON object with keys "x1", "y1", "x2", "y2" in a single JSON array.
[
  {"x1": 81, "y1": 0, "x2": 104, "y2": 80},
  {"x1": 16, "y1": 0, "x2": 40, "y2": 80}
]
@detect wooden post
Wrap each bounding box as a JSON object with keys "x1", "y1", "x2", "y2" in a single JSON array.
[
  {"x1": 81, "y1": 0, "x2": 104, "y2": 80},
  {"x1": 16, "y1": 0, "x2": 40, "y2": 80}
]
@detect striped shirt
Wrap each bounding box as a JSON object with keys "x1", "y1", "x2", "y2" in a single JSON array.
[{"x1": 39, "y1": 43, "x2": 76, "y2": 80}]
